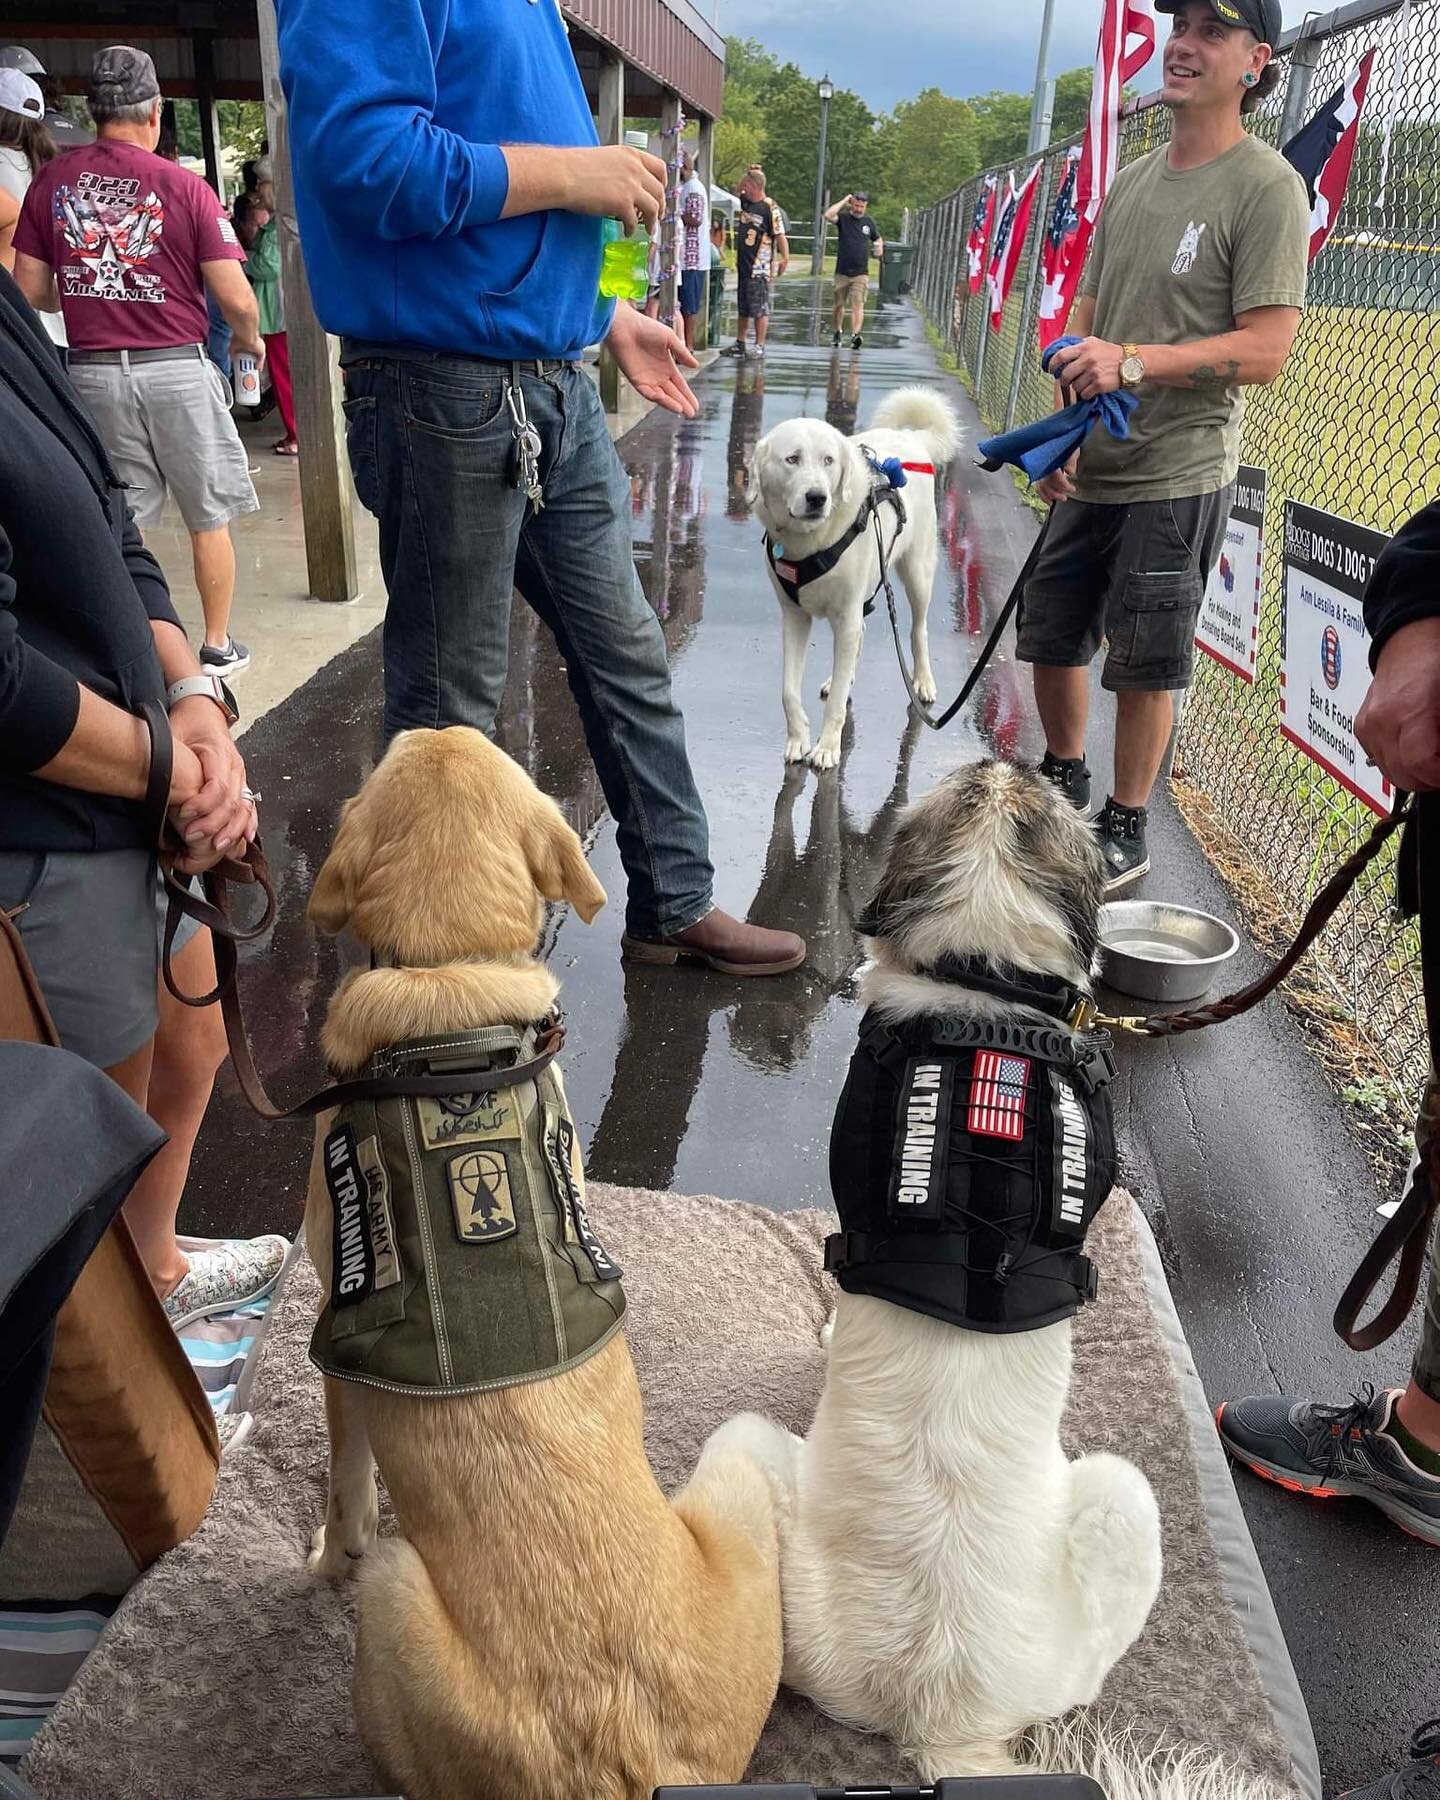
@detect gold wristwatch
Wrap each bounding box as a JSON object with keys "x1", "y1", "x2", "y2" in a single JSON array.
[{"x1": 1120, "y1": 342, "x2": 1146, "y2": 388}]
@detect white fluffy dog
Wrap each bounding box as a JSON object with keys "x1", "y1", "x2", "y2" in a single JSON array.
[
  {"x1": 748, "y1": 388, "x2": 960, "y2": 770},
  {"x1": 729, "y1": 761, "x2": 1164, "y2": 1778}
]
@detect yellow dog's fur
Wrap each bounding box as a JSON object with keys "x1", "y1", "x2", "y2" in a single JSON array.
[{"x1": 303, "y1": 728, "x2": 783, "y2": 1800}]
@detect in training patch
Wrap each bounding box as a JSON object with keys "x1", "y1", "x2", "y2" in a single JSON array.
[
  {"x1": 326, "y1": 1124, "x2": 376, "y2": 1307},
  {"x1": 968, "y1": 1050, "x2": 1031, "y2": 1143},
  {"x1": 888, "y1": 1058, "x2": 956, "y2": 1222},
  {"x1": 354, "y1": 1134, "x2": 401, "y2": 1293},
  {"x1": 416, "y1": 1088, "x2": 524, "y2": 1150},
  {"x1": 555, "y1": 1114, "x2": 622, "y2": 1282},
  {"x1": 1049, "y1": 1069, "x2": 1092, "y2": 1236},
  {"x1": 448, "y1": 1148, "x2": 518, "y2": 1244}
]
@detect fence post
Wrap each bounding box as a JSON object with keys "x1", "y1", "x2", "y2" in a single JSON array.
[
  {"x1": 1279, "y1": 16, "x2": 1321, "y2": 144},
  {"x1": 1003, "y1": 162, "x2": 1049, "y2": 430}
]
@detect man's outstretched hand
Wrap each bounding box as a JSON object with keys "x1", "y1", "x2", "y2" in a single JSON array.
[
  {"x1": 607, "y1": 303, "x2": 699, "y2": 418},
  {"x1": 1356, "y1": 616, "x2": 1440, "y2": 793}
]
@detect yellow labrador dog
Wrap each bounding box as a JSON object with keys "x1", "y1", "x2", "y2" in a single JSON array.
[{"x1": 303, "y1": 727, "x2": 783, "y2": 1800}]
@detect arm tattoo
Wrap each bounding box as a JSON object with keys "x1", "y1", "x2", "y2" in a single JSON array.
[{"x1": 1188, "y1": 359, "x2": 1241, "y2": 389}]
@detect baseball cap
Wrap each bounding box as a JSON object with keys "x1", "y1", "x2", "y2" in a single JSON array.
[
  {"x1": 0, "y1": 69, "x2": 43, "y2": 121},
  {"x1": 0, "y1": 46, "x2": 45, "y2": 76},
  {"x1": 253, "y1": 155, "x2": 274, "y2": 184},
  {"x1": 852, "y1": 190, "x2": 870, "y2": 201},
  {"x1": 1155, "y1": 0, "x2": 1282, "y2": 44},
  {"x1": 87, "y1": 45, "x2": 161, "y2": 111}
]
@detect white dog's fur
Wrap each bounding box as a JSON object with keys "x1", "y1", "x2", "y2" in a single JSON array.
[
  {"x1": 748, "y1": 388, "x2": 961, "y2": 770},
  {"x1": 726, "y1": 762, "x2": 1165, "y2": 1778}
]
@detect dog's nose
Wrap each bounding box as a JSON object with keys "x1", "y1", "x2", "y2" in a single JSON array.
[{"x1": 804, "y1": 489, "x2": 828, "y2": 512}]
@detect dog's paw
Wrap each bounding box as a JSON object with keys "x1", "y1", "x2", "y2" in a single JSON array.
[
  {"x1": 307, "y1": 1523, "x2": 362, "y2": 1580},
  {"x1": 808, "y1": 738, "x2": 842, "y2": 771},
  {"x1": 819, "y1": 1312, "x2": 835, "y2": 1350},
  {"x1": 914, "y1": 669, "x2": 938, "y2": 706},
  {"x1": 785, "y1": 735, "x2": 812, "y2": 764}
]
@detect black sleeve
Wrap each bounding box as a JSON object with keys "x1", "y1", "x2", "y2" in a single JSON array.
[
  {"x1": 0, "y1": 522, "x2": 82, "y2": 775},
  {"x1": 1363, "y1": 499, "x2": 1440, "y2": 670},
  {"x1": 121, "y1": 507, "x2": 182, "y2": 630}
]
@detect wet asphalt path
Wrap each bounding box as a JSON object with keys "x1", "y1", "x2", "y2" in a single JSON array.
[{"x1": 189, "y1": 281, "x2": 1435, "y2": 1791}]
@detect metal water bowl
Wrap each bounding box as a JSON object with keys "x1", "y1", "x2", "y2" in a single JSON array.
[{"x1": 1098, "y1": 900, "x2": 1241, "y2": 1004}]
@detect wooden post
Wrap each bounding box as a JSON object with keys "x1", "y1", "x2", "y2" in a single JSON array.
[
  {"x1": 657, "y1": 91, "x2": 682, "y2": 333},
  {"x1": 255, "y1": 0, "x2": 358, "y2": 604},
  {"x1": 193, "y1": 32, "x2": 223, "y2": 199},
  {"x1": 695, "y1": 114, "x2": 715, "y2": 352},
  {"x1": 596, "y1": 50, "x2": 625, "y2": 415}
]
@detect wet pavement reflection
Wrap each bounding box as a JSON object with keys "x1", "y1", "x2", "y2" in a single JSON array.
[{"x1": 185, "y1": 278, "x2": 1053, "y2": 1229}]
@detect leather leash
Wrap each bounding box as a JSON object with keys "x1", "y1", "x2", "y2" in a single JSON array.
[{"x1": 139, "y1": 701, "x2": 565, "y2": 1123}]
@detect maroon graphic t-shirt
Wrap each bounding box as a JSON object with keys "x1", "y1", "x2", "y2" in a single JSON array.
[{"x1": 13, "y1": 140, "x2": 244, "y2": 352}]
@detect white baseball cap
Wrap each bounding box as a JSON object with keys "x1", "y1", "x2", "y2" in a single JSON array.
[
  {"x1": 0, "y1": 68, "x2": 44, "y2": 121},
  {"x1": 0, "y1": 47, "x2": 45, "y2": 76}
]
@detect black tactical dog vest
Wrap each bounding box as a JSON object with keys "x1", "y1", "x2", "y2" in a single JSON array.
[
  {"x1": 310, "y1": 1023, "x2": 625, "y2": 1396},
  {"x1": 826, "y1": 1004, "x2": 1117, "y2": 1333}
]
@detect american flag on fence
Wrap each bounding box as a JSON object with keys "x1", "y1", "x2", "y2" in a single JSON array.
[
  {"x1": 967, "y1": 173, "x2": 999, "y2": 294},
  {"x1": 968, "y1": 1051, "x2": 1032, "y2": 1142},
  {"x1": 988, "y1": 160, "x2": 1044, "y2": 333},
  {"x1": 1282, "y1": 48, "x2": 1377, "y2": 264},
  {"x1": 1038, "y1": 0, "x2": 1157, "y2": 352}
]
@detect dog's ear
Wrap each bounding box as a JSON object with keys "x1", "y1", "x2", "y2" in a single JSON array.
[
  {"x1": 836, "y1": 440, "x2": 866, "y2": 510},
  {"x1": 526, "y1": 798, "x2": 607, "y2": 924},
  {"x1": 307, "y1": 794, "x2": 372, "y2": 936},
  {"x1": 744, "y1": 438, "x2": 769, "y2": 511}
]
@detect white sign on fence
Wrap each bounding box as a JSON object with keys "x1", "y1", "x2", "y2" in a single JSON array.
[
  {"x1": 1280, "y1": 501, "x2": 1392, "y2": 816},
  {"x1": 1197, "y1": 465, "x2": 1266, "y2": 682}
]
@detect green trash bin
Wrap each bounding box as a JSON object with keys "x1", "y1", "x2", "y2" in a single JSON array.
[{"x1": 880, "y1": 243, "x2": 916, "y2": 296}]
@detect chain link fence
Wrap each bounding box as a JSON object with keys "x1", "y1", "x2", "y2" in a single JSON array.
[{"x1": 912, "y1": 0, "x2": 1433, "y2": 1116}]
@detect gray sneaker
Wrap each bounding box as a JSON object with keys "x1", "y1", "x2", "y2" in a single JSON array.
[
  {"x1": 199, "y1": 635, "x2": 251, "y2": 677},
  {"x1": 1216, "y1": 1385, "x2": 1440, "y2": 1545},
  {"x1": 1341, "y1": 1721, "x2": 1440, "y2": 1800}
]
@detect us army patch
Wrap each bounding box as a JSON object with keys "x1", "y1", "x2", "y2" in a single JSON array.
[
  {"x1": 355, "y1": 1134, "x2": 401, "y2": 1293},
  {"x1": 448, "y1": 1148, "x2": 518, "y2": 1244},
  {"x1": 417, "y1": 1088, "x2": 524, "y2": 1151}
]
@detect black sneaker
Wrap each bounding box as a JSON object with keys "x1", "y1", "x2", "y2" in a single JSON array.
[
  {"x1": 1038, "y1": 751, "x2": 1092, "y2": 813},
  {"x1": 1341, "y1": 1721, "x2": 1440, "y2": 1800},
  {"x1": 851, "y1": 333, "x2": 864, "y2": 349},
  {"x1": 1094, "y1": 798, "x2": 1149, "y2": 892},
  {"x1": 832, "y1": 329, "x2": 842, "y2": 347},
  {"x1": 199, "y1": 635, "x2": 251, "y2": 677},
  {"x1": 720, "y1": 341, "x2": 747, "y2": 358},
  {"x1": 1216, "y1": 1385, "x2": 1440, "y2": 1546}
]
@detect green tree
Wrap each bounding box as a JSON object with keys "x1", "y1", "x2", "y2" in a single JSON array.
[
  {"x1": 1051, "y1": 69, "x2": 1095, "y2": 145},
  {"x1": 715, "y1": 117, "x2": 766, "y2": 191},
  {"x1": 885, "y1": 88, "x2": 981, "y2": 210},
  {"x1": 970, "y1": 90, "x2": 1033, "y2": 170}
]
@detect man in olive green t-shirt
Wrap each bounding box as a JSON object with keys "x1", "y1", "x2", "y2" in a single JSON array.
[{"x1": 1020, "y1": 0, "x2": 1308, "y2": 890}]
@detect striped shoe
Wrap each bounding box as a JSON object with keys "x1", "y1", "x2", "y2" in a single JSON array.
[{"x1": 163, "y1": 1234, "x2": 290, "y2": 1332}]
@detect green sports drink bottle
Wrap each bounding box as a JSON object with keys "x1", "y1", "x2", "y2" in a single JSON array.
[{"x1": 599, "y1": 217, "x2": 650, "y2": 301}]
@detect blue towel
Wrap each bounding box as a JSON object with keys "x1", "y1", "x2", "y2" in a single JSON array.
[{"x1": 977, "y1": 335, "x2": 1139, "y2": 483}]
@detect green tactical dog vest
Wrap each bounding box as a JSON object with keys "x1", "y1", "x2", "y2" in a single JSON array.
[{"x1": 309, "y1": 1022, "x2": 625, "y2": 1396}]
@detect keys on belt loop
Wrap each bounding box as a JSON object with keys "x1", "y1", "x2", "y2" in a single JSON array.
[{"x1": 506, "y1": 365, "x2": 545, "y2": 513}]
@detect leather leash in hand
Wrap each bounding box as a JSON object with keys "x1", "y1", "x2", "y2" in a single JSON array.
[{"x1": 139, "y1": 701, "x2": 565, "y2": 1124}]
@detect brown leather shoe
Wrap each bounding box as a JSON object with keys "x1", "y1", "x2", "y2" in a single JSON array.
[{"x1": 622, "y1": 907, "x2": 806, "y2": 977}]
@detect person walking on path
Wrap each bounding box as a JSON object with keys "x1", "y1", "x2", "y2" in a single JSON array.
[
  {"x1": 825, "y1": 191, "x2": 883, "y2": 348},
  {"x1": 243, "y1": 157, "x2": 296, "y2": 455},
  {"x1": 1022, "y1": 0, "x2": 1306, "y2": 891},
  {"x1": 12, "y1": 46, "x2": 264, "y2": 680},
  {"x1": 274, "y1": 0, "x2": 804, "y2": 976},
  {"x1": 677, "y1": 149, "x2": 710, "y2": 354},
  {"x1": 721, "y1": 166, "x2": 787, "y2": 361}
]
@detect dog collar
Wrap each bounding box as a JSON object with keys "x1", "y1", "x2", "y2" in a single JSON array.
[
  {"x1": 764, "y1": 483, "x2": 906, "y2": 614},
  {"x1": 913, "y1": 954, "x2": 1094, "y2": 1029}
]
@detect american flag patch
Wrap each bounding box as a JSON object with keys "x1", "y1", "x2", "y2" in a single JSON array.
[
  {"x1": 776, "y1": 560, "x2": 798, "y2": 583},
  {"x1": 968, "y1": 1051, "x2": 1031, "y2": 1141}
]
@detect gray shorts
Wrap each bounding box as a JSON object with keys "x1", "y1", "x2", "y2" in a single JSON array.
[
  {"x1": 738, "y1": 274, "x2": 771, "y2": 319},
  {"x1": 0, "y1": 850, "x2": 204, "y2": 1068},
  {"x1": 1017, "y1": 489, "x2": 1231, "y2": 692},
  {"x1": 68, "y1": 345, "x2": 259, "y2": 534}
]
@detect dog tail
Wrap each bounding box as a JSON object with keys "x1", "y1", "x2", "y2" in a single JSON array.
[
  {"x1": 868, "y1": 386, "x2": 962, "y2": 468},
  {"x1": 1011, "y1": 1714, "x2": 1300, "y2": 1800}
]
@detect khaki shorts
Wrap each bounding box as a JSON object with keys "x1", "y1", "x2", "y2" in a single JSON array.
[
  {"x1": 834, "y1": 272, "x2": 869, "y2": 306},
  {"x1": 68, "y1": 345, "x2": 259, "y2": 534}
]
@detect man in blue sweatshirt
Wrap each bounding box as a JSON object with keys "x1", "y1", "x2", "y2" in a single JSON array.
[{"x1": 273, "y1": 0, "x2": 804, "y2": 976}]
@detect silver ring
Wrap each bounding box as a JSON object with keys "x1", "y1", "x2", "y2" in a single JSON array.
[{"x1": 242, "y1": 787, "x2": 261, "y2": 804}]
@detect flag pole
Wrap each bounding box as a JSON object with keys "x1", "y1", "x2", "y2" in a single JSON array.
[{"x1": 1028, "y1": 0, "x2": 1058, "y2": 154}]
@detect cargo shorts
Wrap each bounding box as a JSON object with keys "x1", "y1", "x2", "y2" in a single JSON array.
[
  {"x1": 1412, "y1": 1071, "x2": 1440, "y2": 1403},
  {"x1": 1017, "y1": 487, "x2": 1231, "y2": 692}
]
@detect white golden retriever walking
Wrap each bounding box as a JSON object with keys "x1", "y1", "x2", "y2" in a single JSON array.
[{"x1": 749, "y1": 388, "x2": 960, "y2": 770}]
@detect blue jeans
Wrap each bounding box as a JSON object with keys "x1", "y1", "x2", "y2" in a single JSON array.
[{"x1": 339, "y1": 346, "x2": 713, "y2": 936}]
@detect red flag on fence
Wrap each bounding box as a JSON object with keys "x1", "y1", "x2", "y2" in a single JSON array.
[
  {"x1": 966, "y1": 173, "x2": 999, "y2": 295},
  {"x1": 1282, "y1": 48, "x2": 1377, "y2": 263},
  {"x1": 1038, "y1": 0, "x2": 1157, "y2": 351},
  {"x1": 988, "y1": 160, "x2": 1044, "y2": 332}
]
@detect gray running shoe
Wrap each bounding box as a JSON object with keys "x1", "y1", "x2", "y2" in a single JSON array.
[
  {"x1": 1340, "y1": 1719, "x2": 1440, "y2": 1800},
  {"x1": 1216, "y1": 1385, "x2": 1440, "y2": 1546}
]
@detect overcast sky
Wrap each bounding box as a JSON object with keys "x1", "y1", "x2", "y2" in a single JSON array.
[{"x1": 715, "y1": 0, "x2": 1306, "y2": 114}]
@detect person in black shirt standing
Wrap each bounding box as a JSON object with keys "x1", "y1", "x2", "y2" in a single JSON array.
[
  {"x1": 721, "y1": 166, "x2": 787, "y2": 360},
  {"x1": 825, "y1": 191, "x2": 883, "y2": 348}
]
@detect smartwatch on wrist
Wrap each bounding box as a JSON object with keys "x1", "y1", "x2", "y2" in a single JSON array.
[{"x1": 166, "y1": 674, "x2": 239, "y2": 726}]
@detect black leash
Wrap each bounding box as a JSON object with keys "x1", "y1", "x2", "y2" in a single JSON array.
[{"x1": 874, "y1": 503, "x2": 1052, "y2": 731}]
